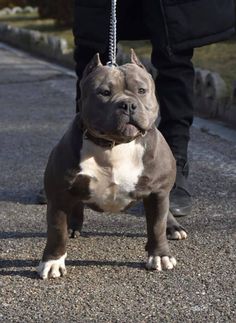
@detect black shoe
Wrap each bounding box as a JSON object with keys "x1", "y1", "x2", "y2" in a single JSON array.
[
  {"x1": 170, "y1": 161, "x2": 192, "y2": 217},
  {"x1": 37, "y1": 188, "x2": 47, "y2": 205}
]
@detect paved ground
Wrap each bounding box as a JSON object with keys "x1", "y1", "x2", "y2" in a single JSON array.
[{"x1": 0, "y1": 43, "x2": 235, "y2": 323}]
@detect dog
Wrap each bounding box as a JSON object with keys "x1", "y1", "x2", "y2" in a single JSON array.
[{"x1": 37, "y1": 50, "x2": 187, "y2": 279}]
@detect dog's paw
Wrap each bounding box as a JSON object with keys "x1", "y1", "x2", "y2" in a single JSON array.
[
  {"x1": 167, "y1": 211, "x2": 188, "y2": 240},
  {"x1": 167, "y1": 226, "x2": 187, "y2": 240},
  {"x1": 37, "y1": 253, "x2": 67, "y2": 279},
  {"x1": 68, "y1": 228, "x2": 81, "y2": 239},
  {"x1": 146, "y1": 255, "x2": 177, "y2": 271}
]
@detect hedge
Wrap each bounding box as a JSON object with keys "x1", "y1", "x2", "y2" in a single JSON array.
[
  {"x1": 0, "y1": 0, "x2": 37, "y2": 9},
  {"x1": 38, "y1": 0, "x2": 73, "y2": 27}
]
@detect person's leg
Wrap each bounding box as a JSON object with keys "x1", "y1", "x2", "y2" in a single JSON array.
[
  {"x1": 152, "y1": 48, "x2": 194, "y2": 162},
  {"x1": 152, "y1": 47, "x2": 194, "y2": 216},
  {"x1": 142, "y1": 0, "x2": 194, "y2": 216}
]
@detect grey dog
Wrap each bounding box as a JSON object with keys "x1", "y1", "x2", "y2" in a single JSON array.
[{"x1": 37, "y1": 50, "x2": 187, "y2": 279}]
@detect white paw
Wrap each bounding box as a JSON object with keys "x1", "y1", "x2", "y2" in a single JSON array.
[
  {"x1": 37, "y1": 253, "x2": 67, "y2": 279},
  {"x1": 168, "y1": 229, "x2": 187, "y2": 240},
  {"x1": 146, "y1": 255, "x2": 177, "y2": 271}
]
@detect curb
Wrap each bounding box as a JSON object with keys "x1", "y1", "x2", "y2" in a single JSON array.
[
  {"x1": 0, "y1": 23, "x2": 75, "y2": 68},
  {"x1": 194, "y1": 68, "x2": 236, "y2": 125},
  {"x1": 0, "y1": 21, "x2": 235, "y2": 126}
]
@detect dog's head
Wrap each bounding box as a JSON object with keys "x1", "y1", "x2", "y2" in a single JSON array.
[{"x1": 79, "y1": 50, "x2": 159, "y2": 143}]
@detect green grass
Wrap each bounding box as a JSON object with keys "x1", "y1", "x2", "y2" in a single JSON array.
[
  {"x1": 193, "y1": 41, "x2": 236, "y2": 94},
  {"x1": 1, "y1": 13, "x2": 236, "y2": 94}
]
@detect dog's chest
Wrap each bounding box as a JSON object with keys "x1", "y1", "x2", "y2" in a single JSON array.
[{"x1": 77, "y1": 140, "x2": 145, "y2": 212}]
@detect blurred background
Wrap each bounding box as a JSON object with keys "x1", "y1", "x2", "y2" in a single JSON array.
[{"x1": 0, "y1": 0, "x2": 235, "y2": 96}]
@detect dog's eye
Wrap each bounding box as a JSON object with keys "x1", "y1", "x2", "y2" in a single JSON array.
[
  {"x1": 99, "y1": 89, "x2": 111, "y2": 96},
  {"x1": 138, "y1": 88, "x2": 146, "y2": 94}
]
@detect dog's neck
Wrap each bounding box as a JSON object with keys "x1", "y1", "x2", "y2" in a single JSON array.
[
  {"x1": 80, "y1": 121, "x2": 142, "y2": 148},
  {"x1": 83, "y1": 129, "x2": 121, "y2": 148}
]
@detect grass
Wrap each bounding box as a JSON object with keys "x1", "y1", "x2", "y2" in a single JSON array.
[
  {"x1": 1, "y1": 12, "x2": 236, "y2": 94},
  {"x1": 193, "y1": 41, "x2": 236, "y2": 94}
]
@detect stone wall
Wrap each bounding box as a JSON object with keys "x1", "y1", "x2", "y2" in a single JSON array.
[
  {"x1": 0, "y1": 6, "x2": 37, "y2": 15},
  {"x1": 0, "y1": 23, "x2": 74, "y2": 67}
]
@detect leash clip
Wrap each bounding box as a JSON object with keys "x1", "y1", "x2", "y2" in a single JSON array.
[{"x1": 106, "y1": 61, "x2": 118, "y2": 68}]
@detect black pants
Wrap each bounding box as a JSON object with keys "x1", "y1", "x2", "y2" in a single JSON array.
[
  {"x1": 152, "y1": 48, "x2": 194, "y2": 162},
  {"x1": 73, "y1": 1, "x2": 194, "y2": 162}
]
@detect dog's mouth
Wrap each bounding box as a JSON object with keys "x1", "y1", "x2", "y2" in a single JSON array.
[
  {"x1": 84, "y1": 119, "x2": 147, "y2": 144},
  {"x1": 109, "y1": 121, "x2": 147, "y2": 141},
  {"x1": 126, "y1": 121, "x2": 146, "y2": 136}
]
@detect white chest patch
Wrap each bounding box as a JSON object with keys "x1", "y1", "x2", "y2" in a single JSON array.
[{"x1": 78, "y1": 139, "x2": 145, "y2": 212}]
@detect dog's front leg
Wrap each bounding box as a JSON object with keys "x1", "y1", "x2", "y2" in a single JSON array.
[
  {"x1": 143, "y1": 193, "x2": 177, "y2": 271},
  {"x1": 37, "y1": 203, "x2": 68, "y2": 279}
]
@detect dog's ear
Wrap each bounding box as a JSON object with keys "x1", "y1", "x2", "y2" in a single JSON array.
[
  {"x1": 130, "y1": 49, "x2": 145, "y2": 69},
  {"x1": 83, "y1": 53, "x2": 102, "y2": 77}
]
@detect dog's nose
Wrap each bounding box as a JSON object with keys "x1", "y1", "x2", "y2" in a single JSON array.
[{"x1": 119, "y1": 101, "x2": 137, "y2": 113}]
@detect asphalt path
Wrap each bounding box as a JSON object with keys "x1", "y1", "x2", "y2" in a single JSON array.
[{"x1": 0, "y1": 43, "x2": 235, "y2": 322}]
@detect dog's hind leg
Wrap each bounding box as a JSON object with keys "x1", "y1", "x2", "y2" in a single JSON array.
[
  {"x1": 166, "y1": 211, "x2": 187, "y2": 240},
  {"x1": 68, "y1": 201, "x2": 84, "y2": 238}
]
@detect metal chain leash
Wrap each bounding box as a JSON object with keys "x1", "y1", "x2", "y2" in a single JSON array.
[{"x1": 107, "y1": 0, "x2": 118, "y2": 67}]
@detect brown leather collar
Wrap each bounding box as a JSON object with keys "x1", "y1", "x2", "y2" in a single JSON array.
[
  {"x1": 83, "y1": 129, "x2": 120, "y2": 148},
  {"x1": 83, "y1": 128, "x2": 143, "y2": 148}
]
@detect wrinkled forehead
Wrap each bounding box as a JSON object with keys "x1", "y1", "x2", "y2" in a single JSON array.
[
  {"x1": 119, "y1": 63, "x2": 152, "y2": 85},
  {"x1": 87, "y1": 64, "x2": 152, "y2": 88},
  {"x1": 91, "y1": 65, "x2": 124, "y2": 87}
]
